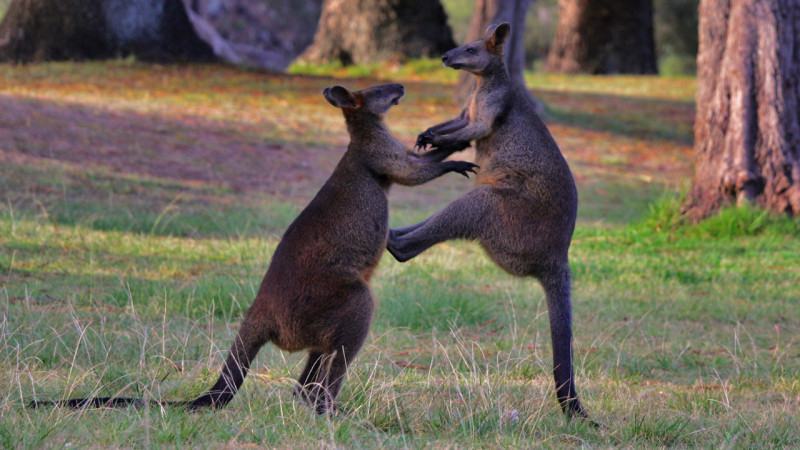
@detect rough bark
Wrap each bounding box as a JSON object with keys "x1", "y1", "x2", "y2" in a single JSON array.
[
  {"x1": 455, "y1": 0, "x2": 534, "y2": 104},
  {"x1": 0, "y1": 0, "x2": 214, "y2": 63},
  {"x1": 682, "y1": 0, "x2": 800, "y2": 220},
  {"x1": 545, "y1": 0, "x2": 657, "y2": 74},
  {"x1": 299, "y1": 0, "x2": 455, "y2": 66}
]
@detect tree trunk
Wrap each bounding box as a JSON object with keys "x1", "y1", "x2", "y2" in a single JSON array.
[
  {"x1": 299, "y1": 0, "x2": 455, "y2": 66},
  {"x1": 545, "y1": 0, "x2": 657, "y2": 74},
  {"x1": 455, "y1": 0, "x2": 534, "y2": 104},
  {"x1": 0, "y1": 0, "x2": 214, "y2": 63},
  {"x1": 681, "y1": 0, "x2": 800, "y2": 220}
]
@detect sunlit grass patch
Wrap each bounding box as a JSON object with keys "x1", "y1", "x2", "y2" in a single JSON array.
[{"x1": 290, "y1": 57, "x2": 460, "y2": 85}]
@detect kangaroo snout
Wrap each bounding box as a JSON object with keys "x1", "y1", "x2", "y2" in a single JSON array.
[
  {"x1": 441, "y1": 50, "x2": 462, "y2": 70},
  {"x1": 389, "y1": 83, "x2": 405, "y2": 105}
]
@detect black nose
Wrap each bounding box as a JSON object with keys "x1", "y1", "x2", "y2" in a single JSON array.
[{"x1": 442, "y1": 54, "x2": 449, "y2": 63}]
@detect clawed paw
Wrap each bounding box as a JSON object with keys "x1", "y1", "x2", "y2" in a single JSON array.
[
  {"x1": 415, "y1": 130, "x2": 436, "y2": 151},
  {"x1": 452, "y1": 162, "x2": 479, "y2": 178}
]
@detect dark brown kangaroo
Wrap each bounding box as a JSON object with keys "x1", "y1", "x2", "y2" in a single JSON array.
[
  {"x1": 387, "y1": 24, "x2": 590, "y2": 420},
  {"x1": 32, "y1": 83, "x2": 477, "y2": 414}
]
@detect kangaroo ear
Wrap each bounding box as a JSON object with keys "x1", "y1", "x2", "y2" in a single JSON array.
[
  {"x1": 487, "y1": 22, "x2": 511, "y2": 52},
  {"x1": 323, "y1": 85, "x2": 357, "y2": 108}
]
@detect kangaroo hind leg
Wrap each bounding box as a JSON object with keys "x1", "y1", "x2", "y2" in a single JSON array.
[
  {"x1": 387, "y1": 186, "x2": 495, "y2": 262},
  {"x1": 539, "y1": 266, "x2": 589, "y2": 420},
  {"x1": 293, "y1": 351, "x2": 326, "y2": 405},
  {"x1": 304, "y1": 290, "x2": 372, "y2": 415}
]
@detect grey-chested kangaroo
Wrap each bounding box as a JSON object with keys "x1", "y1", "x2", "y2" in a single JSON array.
[
  {"x1": 33, "y1": 83, "x2": 477, "y2": 414},
  {"x1": 387, "y1": 23, "x2": 589, "y2": 420}
]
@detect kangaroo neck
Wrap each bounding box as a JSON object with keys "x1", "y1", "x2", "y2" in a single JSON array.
[
  {"x1": 345, "y1": 116, "x2": 394, "y2": 147},
  {"x1": 475, "y1": 63, "x2": 510, "y2": 94}
]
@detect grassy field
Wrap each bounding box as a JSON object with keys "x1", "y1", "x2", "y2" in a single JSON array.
[{"x1": 1, "y1": 61, "x2": 798, "y2": 447}]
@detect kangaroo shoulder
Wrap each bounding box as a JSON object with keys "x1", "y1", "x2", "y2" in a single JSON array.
[{"x1": 471, "y1": 87, "x2": 511, "y2": 124}]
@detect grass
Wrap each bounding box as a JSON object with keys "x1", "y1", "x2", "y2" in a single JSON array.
[{"x1": 1, "y1": 61, "x2": 798, "y2": 447}]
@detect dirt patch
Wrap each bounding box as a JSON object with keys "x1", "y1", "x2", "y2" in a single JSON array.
[{"x1": 0, "y1": 95, "x2": 333, "y2": 198}]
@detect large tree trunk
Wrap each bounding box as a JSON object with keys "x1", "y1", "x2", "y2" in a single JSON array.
[
  {"x1": 0, "y1": 0, "x2": 215, "y2": 63},
  {"x1": 681, "y1": 0, "x2": 800, "y2": 220},
  {"x1": 455, "y1": 0, "x2": 534, "y2": 104},
  {"x1": 545, "y1": 0, "x2": 657, "y2": 74},
  {"x1": 299, "y1": 0, "x2": 455, "y2": 66}
]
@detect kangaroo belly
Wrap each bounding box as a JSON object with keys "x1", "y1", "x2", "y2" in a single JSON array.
[
  {"x1": 471, "y1": 182, "x2": 574, "y2": 277},
  {"x1": 261, "y1": 278, "x2": 374, "y2": 352}
]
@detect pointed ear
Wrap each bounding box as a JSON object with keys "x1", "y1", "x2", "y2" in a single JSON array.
[
  {"x1": 487, "y1": 22, "x2": 511, "y2": 52},
  {"x1": 323, "y1": 85, "x2": 357, "y2": 108}
]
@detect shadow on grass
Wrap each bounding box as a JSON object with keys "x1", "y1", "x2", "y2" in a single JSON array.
[{"x1": 534, "y1": 89, "x2": 695, "y2": 144}]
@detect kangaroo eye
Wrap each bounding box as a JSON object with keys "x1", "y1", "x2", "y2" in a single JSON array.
[{"x1": 466, "y1": 48, "x2": 476, "y2": 54}]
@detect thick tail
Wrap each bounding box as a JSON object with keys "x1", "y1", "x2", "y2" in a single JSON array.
[
  {"x1": 31, "y1": 322, "x2": 268, "y2": 411},
  {"x1": 30, "y1": 397, "x2": 186, "y2": 409},
  {"x1": 540, "y1": 265, "x2": 590, "y2": 420}
]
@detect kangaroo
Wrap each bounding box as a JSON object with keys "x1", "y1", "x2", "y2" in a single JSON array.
[
  {"x1": 387, "y1": 23, "x2": 590, "y2": 421},
  {"x1": 32, "y1": 83, "x2": 477, "y2": 414}
]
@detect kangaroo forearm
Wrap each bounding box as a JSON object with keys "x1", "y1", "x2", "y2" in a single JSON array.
[
  {"x1": 433, "y1": 122, "x2": 491, "y2": 146},
  {"x1": 428, "y1": 117, "x2": 469, "y2": 135},
  {"x1": 426, "y1": 109, "x2": 468, "y2": 134},
  {"x1": 390, "y1": 162, "x2": 452, "y2": 186},
  {"x1": 411, "y1": 146, "x2": 455, "y2": 163}
]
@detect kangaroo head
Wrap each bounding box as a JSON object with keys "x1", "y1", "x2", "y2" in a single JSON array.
[
  {"x1": 323, "y1": 83, "x2": 405, "y2": 119},
  {"x1": 441, "y1": 22, "x2": 511, "y2": 75}
]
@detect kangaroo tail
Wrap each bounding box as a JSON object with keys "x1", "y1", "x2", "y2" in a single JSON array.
[
  {"x1": 31, "y1": 322, "x2": 268, "y2": 411},
  {"x1": 30, "y1": 397, "x2": 181, "y2": 409}
]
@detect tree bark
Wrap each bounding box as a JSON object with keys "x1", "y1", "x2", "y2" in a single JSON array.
[
  {"x1": 299, "y1": 0, "x2": 455, "y2": 66},
  {"x1": 545, "y1": 0, "x2": 657, "y2": 74},
  {"x1": 682, "y1": 0, "x2": 800, "y2": 220},
  {"x1": 0, "y1": 0, "x2": 215, "y2": 63},
  {"x1": 455, "y1": 0, "x2": 534, "y2": 104}
]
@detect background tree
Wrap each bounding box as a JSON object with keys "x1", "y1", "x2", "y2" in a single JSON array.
[
  {"x1": 455, "y1": 0, "x2": 535, "y2": 104},
  {"x1": 0, "y1": 0, "x2": 214, "y2": 63},
  {"x1": 545, "y1": 0, "x2": 657, "y2": 74},
  {"x1": 299, "y1": 0, "x2": 455, "y2": 66},
  {"x1": 188, "y1": 0, "x2": 322, "y2": 70},
  {"x1": 682, "y1": 0, "x2": 800, "y2": 220}
]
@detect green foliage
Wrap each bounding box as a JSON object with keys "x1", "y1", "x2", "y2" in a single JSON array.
[
  {"x1": 690, "y1": 205, "x2": 800, "y2": 239},
  {"x1": 290, "y1": 57, "x2": 458, "y2": 84},
  {"x1": 633, "y1": 195, "x2": 800, "y2": 240},
  {"x1": 653, "y1": 0, "x2": 700, "y2": 61},
  {"x1": 524, "y1": 0, "x2": 559, "y2": 66},
  {"x1": 659, "y1": 54, "x2": 697, "y2": 78},
  {"x1": 654, "y1": 0, "x2": 699, "y2": 76},
  {"x1": 440, "y1": 0, "x2": 473, "y2": 43}
]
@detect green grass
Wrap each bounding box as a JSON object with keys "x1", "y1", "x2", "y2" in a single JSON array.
[{"x1": 1, "y1": 61, "x2": 798, "y2": 447}]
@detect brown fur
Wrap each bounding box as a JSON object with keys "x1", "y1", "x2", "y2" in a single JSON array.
[
  {"x1": 32, "y1": 83, "x2": 477, "y2": 414},
  {"x1": 387, "y1": 24, "x2": 592, "y2": 421}
]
